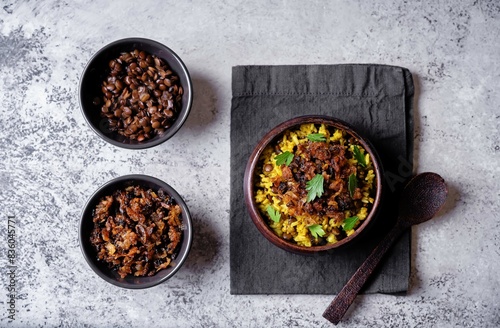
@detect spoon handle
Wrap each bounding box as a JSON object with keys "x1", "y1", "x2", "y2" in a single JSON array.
[{"x1": 323, "y1": 222, "x2": 406, "y2": 325}]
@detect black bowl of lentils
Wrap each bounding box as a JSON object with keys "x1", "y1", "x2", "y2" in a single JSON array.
[
  {"x1": 79, "y1": 38, "x2": 193, "y2": 149},
  {"x1": 79, "y1": 174, "x2": 193, "y2": 289}
]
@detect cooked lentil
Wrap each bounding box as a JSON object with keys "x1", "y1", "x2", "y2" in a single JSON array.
[{"x1": 98, "y1": 49, "x2": 183, "y2": 141}]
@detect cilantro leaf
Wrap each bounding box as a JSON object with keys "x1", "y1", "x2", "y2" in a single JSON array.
[
  {"x1": 309, "y1": 224, "x2": 326, "y2": 238},
  {"x1": 266, "y1": 205, "x2": 281, "y2": 223},
  {"x1": 343, "y1": 216, "x2": 359, "y2": 231},
  {"x1": 348, "y1": 173, "x2": 357, "y2": 198},
  {"x1": 307, "y1": 133, "x2": 326, "y2": 142},
  {"x1": 306, "y1": 174, "x2": 324, "y2": 202},
  {"x1": 274, "y1": 151, "x2": 294, "y2": 166},
  {"x1": 353, "y1": 145, "x2": 367, "y2": 167}
]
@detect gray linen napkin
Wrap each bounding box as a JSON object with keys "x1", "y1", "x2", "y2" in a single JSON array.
[{"x1": 230, "y1": 64, "x2": 414, "y2": 294}]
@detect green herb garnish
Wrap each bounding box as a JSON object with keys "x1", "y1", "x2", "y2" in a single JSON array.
[
  {"x1": 266, "y1": 205, "x2": 281, "y2": 223},
  {"x1": 343, "y1": 216, "x2": 359, "y2": 231},
  {"x1": 274, "y1": 151, "x2": 294, "y2": 166},
  {"x1": 348, "y1": 173, "x2": 357, "y2": 198},
  {"x1": 353, "y1": 145, "x2": 367, "y2": 167},
  {"x1": 307, "y1": 133, "x2": 326, "y2": 142},
  {"x1": 309, "y1": 224, "x2": 326, "y2": 238},
  {"x1": 306, "y1": 174, "x2": 324, "y2": 202}
]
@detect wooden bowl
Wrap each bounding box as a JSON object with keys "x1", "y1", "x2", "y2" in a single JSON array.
[{"x1": 243, "y1": 115, "x2": 383, "y2": 254}]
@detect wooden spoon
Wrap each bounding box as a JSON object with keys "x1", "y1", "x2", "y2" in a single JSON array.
[{"x1": 323, "y1": 172, "x2": 448, "y2": 325}]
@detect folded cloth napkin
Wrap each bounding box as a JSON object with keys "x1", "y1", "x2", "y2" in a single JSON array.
[{"x1": 230, "y1": 64, "x2": 414, "y2": 294}]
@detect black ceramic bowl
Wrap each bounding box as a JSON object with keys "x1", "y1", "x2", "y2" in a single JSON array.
[
  {"x1": 244, "y1": 115, "x2": 383, "y2": 254},
  {"x1": 79, "y1": 38, "x2": 193, "y2": 149},
  {"x1": 79, "y1": 175, "x2": 193, "y2": 289}
]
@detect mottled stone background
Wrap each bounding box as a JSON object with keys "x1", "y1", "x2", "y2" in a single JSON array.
[{"x1": 0, "y1": 1, "x2": 498, "y2": 327}]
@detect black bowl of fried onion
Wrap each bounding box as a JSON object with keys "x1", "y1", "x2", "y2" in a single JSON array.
[{"x1": 79, "y1": 174, "x2": 193, "y2": 288}]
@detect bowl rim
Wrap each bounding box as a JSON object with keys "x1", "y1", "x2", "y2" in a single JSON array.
[
  {"x1": 79, "y1": 174, "x2": 193, "y2": 289},
  {"x1": 79, "y1": 37, "x2": 193, "y2": 149},
  {"x1": 243, "y1": 115, "x2": 383, "y2": 254}
]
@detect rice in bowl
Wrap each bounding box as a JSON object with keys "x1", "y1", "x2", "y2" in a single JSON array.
[{"x1": 254, "y1": 123, "x2": 377, "y2": 247}]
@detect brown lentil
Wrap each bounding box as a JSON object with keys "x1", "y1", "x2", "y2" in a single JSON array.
[{"x1": 99, "y1": 49, "x2": 183, "y2": 141}]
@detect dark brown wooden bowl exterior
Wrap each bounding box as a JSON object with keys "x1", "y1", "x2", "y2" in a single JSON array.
[{"x1": 243, "y1": 115, "x2": 383, "y2": 254}]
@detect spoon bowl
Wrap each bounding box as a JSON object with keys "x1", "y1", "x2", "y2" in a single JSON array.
[{"x1": 398, "y1": 173, "x2": 448, "y2": 226}]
